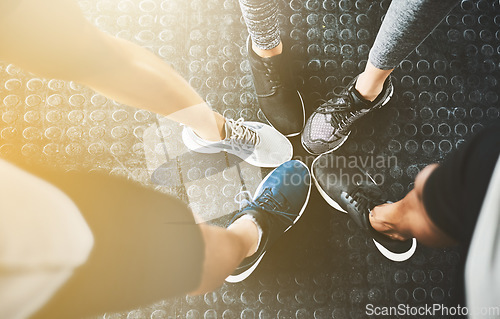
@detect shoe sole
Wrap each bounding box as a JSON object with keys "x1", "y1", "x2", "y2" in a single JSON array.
[
  {"x1": 310, "y1": 154, "x2": 376, "y2": 213},
  {"x1": 302, "y1": 84, "x2": 394, "y2": 156},
  {"x1": 260, "y1": 90, "x2": 306, "y2": 138},
  {"x1": 225, "y1": 160, "x2": 312, "y2": 283},
  {"x1": 311, "y1": 155, "x2": 416, "y2": 262},
  {"x1": 373, "y1": 238, "x2": 417, "y2": 262},
  {"x1": 181, "y1": 124, "x2": 292, "y2": 168}
]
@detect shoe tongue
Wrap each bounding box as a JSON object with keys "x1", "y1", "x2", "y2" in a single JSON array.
[
  {"x1": 356, "y1": 183, "x2": 386, "y2": 209},
  {"x1": 260, "y1": 187, "x2": 287, "y2": 209},
  {"x1": 267, "y1": 187, "x2": 286, "y2": 202}
]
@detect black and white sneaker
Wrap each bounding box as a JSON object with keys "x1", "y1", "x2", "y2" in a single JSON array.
[
  {"x1": 301, "y1": 76, "x2": 393, "y2": 155},
  {"x1": 225, "y1": 160, "x2": 311, "y2": 283},
  {"x1": 311, "y1": 154, "x2": 417, "y2": 262},
  {"x1": 247, "y1": 36, "x2": 305, "y2": 137}
]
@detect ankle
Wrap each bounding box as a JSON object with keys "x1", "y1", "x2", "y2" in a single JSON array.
[
  {"x1": 252, "y1": 41, "x2": 283, "y2": 58},
  {"x1": 227, "y1": 215, "x2": 262, "y2": 257},
  {"x1": 369, "y1": 202, "x2": 411, "y2": 241},
  {"x1": 354, "y1": 72, "x2": 385, "y2": 102},
  {"x1": 369, "y1": 203, "x2": 401, "y2": 233},
  {"x1": 194, "y1": 114, "x2": 226, "y2": 141}
]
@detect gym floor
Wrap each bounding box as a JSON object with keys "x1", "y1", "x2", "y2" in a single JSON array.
[{"x1": 1, "y1": 0, "x2": 499, "y2": 318}]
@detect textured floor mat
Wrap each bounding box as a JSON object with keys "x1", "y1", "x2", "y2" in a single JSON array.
[{"x1": 1, "y1": 0, "x2": 499, "y2": 318}]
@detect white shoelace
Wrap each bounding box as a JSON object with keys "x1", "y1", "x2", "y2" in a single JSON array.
[
  {"x1": 225, "y1": 118, "x2": 260, "y2": 145},
  {"x1": 234, "y1": 189, "x2": 253, "y2": 210}
]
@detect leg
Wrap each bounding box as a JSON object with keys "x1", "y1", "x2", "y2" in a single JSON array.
[
  {"x1": 239, "y1": 0, "x2": 281, "y2": 57},
  {"x1": 20, "y1": 162, "x2": 222, "y2": 319},
  {"x1": 0, "y1": 0, "x2": 224, "y2": 141},
  {"x1": 26, "y1": 160, "x2": 309, "y2": 317},
  {"x1": 1, "y1": 156, "x2": 260, "y2": 318},
  {"x1": 371, "y1": 122, "x2": 500, "y2": 248},
  {"x1": 33, "y1": 218, "x2": 261, "y2": 318},
  {"x1": 302, "y1": 0, "x2": 459, "y2": 154},
  {"x1": 0, "y1": 0, "x2": 294, "y2": 166},
  {"x1": 238, "y1": 0, "x2": 305, "y2": 136},
  {"x1": 369, "y1": 164, "x2": 457, "y2": 247},
  {"x1": 357, "y1": 0, "x2": 459, "y2": 101},
  {"x1": 190, "y1": 219, "x2": 259, "y2": 294}
]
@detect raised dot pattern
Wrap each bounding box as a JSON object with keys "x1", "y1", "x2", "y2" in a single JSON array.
[{"x1": 0, "y1": 0, "x2": 498, "y2": 318}]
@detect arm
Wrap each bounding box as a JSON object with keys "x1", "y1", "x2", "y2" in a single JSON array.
[{"x1": 0, "y1": 0, "x2": 224, "y2": 141}]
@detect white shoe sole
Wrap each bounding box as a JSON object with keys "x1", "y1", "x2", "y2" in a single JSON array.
[{"x1": 311, "y1": 155, "x2": 347, "y2": 213}]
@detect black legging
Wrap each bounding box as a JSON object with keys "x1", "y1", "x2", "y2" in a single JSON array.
[{"x1": 239, "y1": 0, "x2": 458, "y2": 69}]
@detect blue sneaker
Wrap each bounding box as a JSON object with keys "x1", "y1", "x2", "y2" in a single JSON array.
[{"x1": 225, "y1": 160, "x2": 311, "y2": 283}]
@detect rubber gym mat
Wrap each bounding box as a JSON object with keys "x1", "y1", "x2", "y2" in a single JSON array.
[{"x1": 0, "y1": 0, "x2": 499, "y2": 318}]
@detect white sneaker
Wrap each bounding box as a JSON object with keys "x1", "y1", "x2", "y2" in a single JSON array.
[{"x1": 182, "y1": 118, "x2": 293, "y2": 168}]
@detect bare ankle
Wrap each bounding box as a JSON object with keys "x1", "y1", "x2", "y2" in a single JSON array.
[
  {"x1": 252, "y1": 41, "x2": 283, "y2": 58},
  {"x1": 227, "y1": 217, "x2": 260, "y2": 257},
  {"x1": 194, "y1": 114, "x2": 226, "y2": 141},
  {"x1": 355, "y1": 61, "x2": 393, "y2": 102},
  {"x1": 369, "y1": 202, "x2": 410, "y2": 241},
  {"x1": 355, "y1": 72, "x2": 385, "y2": 102}
]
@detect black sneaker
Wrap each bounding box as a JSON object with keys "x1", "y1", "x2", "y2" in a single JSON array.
[
  {"x1": 225, "y1": 160, "x2": 311, "y2": 283},
  {"x1": 301, "y1": 76, "x2": 393, "y2": 155},
  {"x1": 311, "y1": 154, "x2": 417, "y2": 262},
  {"x1": 247, "y1": 36, "x2": 305, "y2": 137}
]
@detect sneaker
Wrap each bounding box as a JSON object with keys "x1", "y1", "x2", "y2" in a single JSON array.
[
  {"x1": 182, "y1": 118, "x2": 293, "y2": 168},
  {"x1": 301, "y1": 76, "x2": 393, "y2": 155},
  {"x1": 311, "y1": 154, "x2": 417, "y2": 262},
  {"x1": 247, "y1": 36, "x2": 305, "y2": 137},
  {"x1": 225, "y1": 160, "x2": 311, "y2": 282}
]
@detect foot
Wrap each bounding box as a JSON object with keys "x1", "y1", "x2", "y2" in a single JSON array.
[
  {"x1": 182, "y1": 118, "x2": 293, "y2": 168},
  {"x1": 247, "y1": 36, "x2": 305, "y2": 137},
  {"x1": 301, "y1": 76, "x2": 393, "y2": 155},
  {"x1": 311, "y1": 154, "x2": 417, "y2": 262},
  {"x1": 226, "y1": 160, "x2": 311, "y2": 282}
]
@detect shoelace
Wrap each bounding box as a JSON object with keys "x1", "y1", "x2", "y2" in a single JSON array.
[
  {"x1": 234, "y1": 190, "x2": 253, "y2": 210},
  {"x1": 233, "y1": 188, "x2": 295, "y2": 223},
  {"x1": 226, "y1": 118, "x2": 260, "y2": 146},
  {"x1": 317, "y1": 89, "x2": 366, "y2": 132},
  {"x1": 262, "y1": 59, "x2": 283, "y2": 90},
  {"x1": 344, "y1": 184, "x2": 385, "y2": 213}
]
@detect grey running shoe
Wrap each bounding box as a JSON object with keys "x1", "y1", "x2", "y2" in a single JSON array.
[
  {"x1": 311, "y1": 153, "x2": 417, "y2": 262},
  {"x1": 301, "y1": 76, "x2": 393, "y2": 155},
  {"x1": 247, "y1": 36, "x2": 305, "y2": 137},
  {"x1": 182, "y1": 118, "x2": 292, "y2": 168},
  {"x1": 226, "y1": 160, "x2": 311, "y2": 283}
]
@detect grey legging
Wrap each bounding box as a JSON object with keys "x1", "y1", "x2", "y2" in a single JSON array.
[{"x1": 239, "y1": 0, "x2": 459, "y2": 70}]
